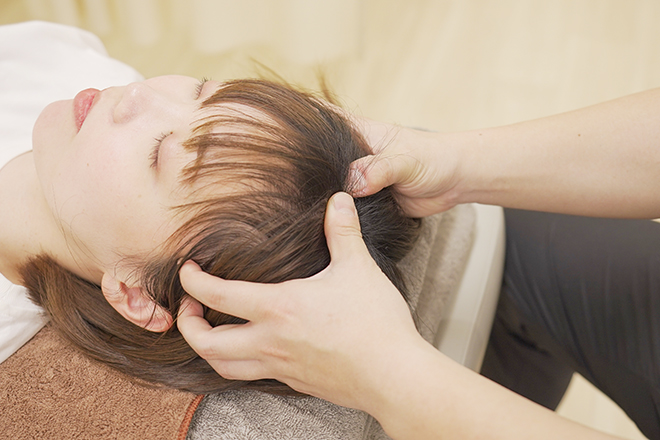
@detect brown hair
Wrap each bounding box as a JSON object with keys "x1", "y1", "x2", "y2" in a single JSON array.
[{"x1": 20, "y1": 79, "x2": 420, "y2": 394}]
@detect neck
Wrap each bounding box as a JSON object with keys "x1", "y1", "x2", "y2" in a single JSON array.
[{"x1": 0, "y1": 152, "x2": 94, "y2": 285}]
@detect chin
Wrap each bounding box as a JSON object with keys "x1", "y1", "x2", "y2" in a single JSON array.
[{"x1": 32, "y1": 100, "x2": 74, "y2": 156}]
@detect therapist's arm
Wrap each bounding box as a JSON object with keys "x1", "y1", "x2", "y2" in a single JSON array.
[
  {"x1": 178, "y1": 193, "x2": 622, "y2": 440},
  {"x1": 352, "y1": 88, "x2": 660, "y2": 218}
]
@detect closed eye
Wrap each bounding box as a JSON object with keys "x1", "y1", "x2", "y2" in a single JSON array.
[
  {"x1": 150, "y1": 78, "x2": 207, "y2": 170},
  {"x1": 149, "y1": 131, "x2": 171, "y2": 169}
]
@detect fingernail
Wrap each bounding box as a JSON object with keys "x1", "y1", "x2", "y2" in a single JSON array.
[
  {"x1": 180, "y1": 260, "x2": 199, "y2": 271},
  {"x1": 333, "y1": 192, "x2": 357, "y2": 216},
  {"x1": 348, "y1": 167, "x2": 367, "y2": 195}
]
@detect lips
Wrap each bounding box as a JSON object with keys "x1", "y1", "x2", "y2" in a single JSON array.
[{"x1": 73, "y1": 88, "x2": 100, "y2": 131}]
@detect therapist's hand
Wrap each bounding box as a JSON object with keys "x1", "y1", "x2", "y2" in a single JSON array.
[
  {"x1": 351, "y1": 118, "x2": 466, "y2": 217},
  {"x1": 177, "y1": 192, "x2": 425, "y2": 411}
]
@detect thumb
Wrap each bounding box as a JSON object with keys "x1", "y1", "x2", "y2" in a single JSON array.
[
  {"x1": 349, "y1": 154, "x2": 410, "y2": 197},
  {"x1": 324, "y1": 192, "x2": 371, "y2": 262}
]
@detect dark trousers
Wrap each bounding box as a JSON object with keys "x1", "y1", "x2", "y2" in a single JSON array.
[{"x1": 480, "y1": 209, "x2": 660, "y2": 440}]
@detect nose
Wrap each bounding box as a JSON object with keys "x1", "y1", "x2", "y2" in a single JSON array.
[
  {"x1": 113, "y1": 82, "x2": 147, "y2": 124},
  {"x1": 113, "y1": 82, "x2": 172, "y2": 124}
]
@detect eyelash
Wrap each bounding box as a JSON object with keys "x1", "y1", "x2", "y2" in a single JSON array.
[
  {"x1": 150, "y1": 131, "x2": 170, "y2": 169},
  {"x1": 149, "y1": 78, "x2": 209, "y2": 169}
]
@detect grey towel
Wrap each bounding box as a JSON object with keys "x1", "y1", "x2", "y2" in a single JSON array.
[{"x1": 187, "y1": 204, "x2": 476, "y2": 440}]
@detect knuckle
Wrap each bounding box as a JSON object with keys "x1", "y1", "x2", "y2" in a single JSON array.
[
  {"x1": 375, "y1": 155, "x2": 397, "y2": 181},
  {"x1": 269, "y1": 296, "x2": 297, "y2": 324},
  {"x1": 213, "y1": 363, "x2": 238, "y2": 380},
  {"x1": 335, "y1": 222, "x2": 362, "y2": 238},
  {"x1": 195, "y1": 344, "x2": 214, "y2": 360},
  {"x1": 261, "y1": 342, "x2": 288, "y2": 361},
  {"x1": 194, "y1": 338, "x2": 221, "y2": 360},
  {"x1": 380, "y1": 155, "x2": 396, "y2": 175}
]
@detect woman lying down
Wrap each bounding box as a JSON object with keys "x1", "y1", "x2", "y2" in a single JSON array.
[{"x1": 0, "y1": 22, "x2": 420, "y2": 396}]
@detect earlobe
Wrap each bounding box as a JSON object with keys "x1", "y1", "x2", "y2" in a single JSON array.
[{"x1": 101, "y1": 273, "x2": 173, "y2": 332}]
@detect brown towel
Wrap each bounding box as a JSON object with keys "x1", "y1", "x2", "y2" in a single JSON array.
[{"x1": 0, "y1": 325, "x2": 201, "y2": 440}]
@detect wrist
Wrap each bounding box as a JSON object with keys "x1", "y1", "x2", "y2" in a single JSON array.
[
  {"x1": 427, "y1": 129, "x2": 487, "y2": 207},
  {"x1": 357, "y1": 337, "x2": 446, "y2": 437},
  {"x1": 444, "y1": 127, "x2": 512, "y2": 207}
]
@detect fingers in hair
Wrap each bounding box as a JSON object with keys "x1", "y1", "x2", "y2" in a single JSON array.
[{"x1": 179, "y1": 260, "x2": 269, "y2": 321}]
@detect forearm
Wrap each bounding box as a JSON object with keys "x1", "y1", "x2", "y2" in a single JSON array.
[
  {"x1": 362, "y1": 341, "x2": 622, "y2": 440},
  {"x1": 453, "y1": 88, "x2": 660, "y2": 218}
]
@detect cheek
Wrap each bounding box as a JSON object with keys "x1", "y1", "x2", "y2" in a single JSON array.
[
  {"x1": 55, "y1": 152, "x2": 164, "y2": 245},
  {"x1": 61, "y1": 126, "x2": 146, "y2": 198},
  {"x1": 51, "y1": 169, "x2": 157, "y2": 262},
  {"x1": 41, "y1": 134, "x2": 136, "y2": 233}
]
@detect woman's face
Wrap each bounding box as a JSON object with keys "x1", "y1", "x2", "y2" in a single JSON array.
[{"x1": 32, "y1": 75, "x2": 219, "y2": 282}]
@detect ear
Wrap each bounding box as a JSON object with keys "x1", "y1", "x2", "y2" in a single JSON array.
[{"x1": 101, "y1": 272, "x2": 173, "y2": 332}]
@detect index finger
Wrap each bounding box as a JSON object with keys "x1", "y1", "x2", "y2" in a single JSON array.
[
  {"x1": 179, "y1": 260, "x2": 270, "y2": 321},
  {"x1": 177, "y1": 296, "x2": 264, "y2": 364}
]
